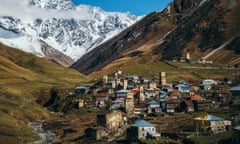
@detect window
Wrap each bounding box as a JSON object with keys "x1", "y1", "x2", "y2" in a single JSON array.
[{"x1": 152, "y1": 128, "x2": 155, "y2": 131}]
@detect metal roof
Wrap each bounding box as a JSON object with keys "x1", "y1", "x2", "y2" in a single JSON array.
[
  {"x1": 194, "y1": 115, "x2": 224, "y2": 121},
  {"x1": 132, "y1": 119, "x2": 154, "y2": 127},
  {"x1": 116, "y1": 89, "x2": 130, "y2": 93},
  {"x1": 147, "y1": 100, "x2": 160, "y2": 105},
  {"x1": 230, "y1": 86, "x2": 240, "y2": 91}
]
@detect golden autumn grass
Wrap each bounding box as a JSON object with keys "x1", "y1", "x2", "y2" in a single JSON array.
[{"x1": 0, "y1": 43, "x2": 88, "y2": 143}]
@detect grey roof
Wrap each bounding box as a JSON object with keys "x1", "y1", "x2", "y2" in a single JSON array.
[
  {"x1": 113, "y1": 99, "x2": 124, "y2": 103},
  {"x1": 195, "y1": 115, "x2": 224, "y2": 121},
  {"x1": 75, "y1": 86, "x2": 88, "y2": 90},
  {"x1": 132, "y1": 119, "x2": 154, "y2": 127},
  {"x1": 116, "y1": 89, "x2": 130, "y2": 93},
  {"x1": 230, "y1": 86, "x2": 240, "y2": 91},
  {"x1": 147, "y1": 100, "x2": 160, "y2": 105},
  {"x1": 207, "y1": 115, "x2": 224, "y2": 121}
]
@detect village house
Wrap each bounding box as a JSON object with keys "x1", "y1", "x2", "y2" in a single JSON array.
[
  {"x1": 168, "y1": 89, "x2": 181, "y2": 99},
  {"x1": 180, "y1": 100, "x2": 194, "y2": 113},
  {"x1": 164, "y1": 99, "x2": 180, "y2": 113},
  {"x1": 134, "y1": 103, "x2": 146, "y2": 115},
  {"x1": 86, "y1": 110, "x2": 125, "y2": 140},
  {"x1": 175, "y1": 83, "x2": 190, "y2": 93},
  {"x1": 85, "y1": 126, "x2": 108, "y2": 140},
  {"x1": 116, "y1": 89, "x2": 130, "y2": 99},
  {"x1": 158, "y1": 90, "x2": 168, "y2": 99},
  {"x1": 229, "y1": 85, "x2": 240, "y2": 99},
  {"x1": 199, "y1": 79, "x2": 217, "y2": 91},
  {"x1": 111, "y1": 99, "x2": 124, "y2": 110},
  {"x1": 194, "y1": 114, "x2": 232, "y2": 134},
  {"x1": 97, "y1": 110, "x2": 124, "y2": 130},
  {"x1": 95, "y1": 91, "x2": 108, "y2": 107},
  {"x1": 74, "y1": 86, "x2": 89, "y2": 94},
  {"x1": 146, "y1": 100, "x2": 161, "y2": 114},
  {"x1": 128, "y1": 119, "x2": 160, "y2": 140}
]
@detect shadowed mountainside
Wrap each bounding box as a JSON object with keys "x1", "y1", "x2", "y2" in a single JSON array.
[{"x1": 72, "y1": 0, "x2": 240, "y2": 75}]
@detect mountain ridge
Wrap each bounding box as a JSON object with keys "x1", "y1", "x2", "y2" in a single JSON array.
[
  {"x1": 0, "y1": 0, "x2": 140, "y2": 63},
  {"x1": 72, "y1": 0, "x2": 240, "y2": 75}
]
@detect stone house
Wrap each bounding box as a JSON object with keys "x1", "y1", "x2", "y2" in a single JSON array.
[
  {"x1": 85, "y1": 126, "x2": 108, "y2": 140},
  {"x1": 97, "y1": 110, "x2": 124, "y2": 130}
]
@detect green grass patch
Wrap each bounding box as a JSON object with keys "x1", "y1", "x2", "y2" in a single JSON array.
[{"x1": 189, "y1": 131, "x2": 233, "y2": 144}]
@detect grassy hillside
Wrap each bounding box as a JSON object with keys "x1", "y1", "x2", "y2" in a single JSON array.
[
  {"x1": 0, "y1": 43, "x2": 88, "y2": 143},
  {"x1": 89, "y1": 59, "x2": 239, "y2": 82}
]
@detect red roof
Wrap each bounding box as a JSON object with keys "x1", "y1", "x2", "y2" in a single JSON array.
[
  {"x1": 190, "y1": 95, "x2": 203, "y2": 100},
  {"x1": 184, "y1": 100, "x2": 194, "y2": 106},
  {"x1": 96, "y1": 92, "x2": 108, "y2": 97}
]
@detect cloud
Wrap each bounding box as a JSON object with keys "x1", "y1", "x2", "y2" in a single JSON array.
[{"x1": 0, "y1": 0, "x2": 91, "y2": 21}]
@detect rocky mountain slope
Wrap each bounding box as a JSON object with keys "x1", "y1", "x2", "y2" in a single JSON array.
[
  {"x1": 72, "y1": 0, "x2": 240, "y2": 75},
  {"x1": 0, "y1": 0, "x2": 139, "y2": 65}
]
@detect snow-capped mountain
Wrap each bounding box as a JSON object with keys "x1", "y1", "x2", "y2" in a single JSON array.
[{"x1": 0, "y1": 0, "x2": 140, "y2": 62}]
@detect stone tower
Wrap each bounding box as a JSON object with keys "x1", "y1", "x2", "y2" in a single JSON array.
[
  {"x1": 125, "y1": 92, "x2": 134, "y2": 115},
  {"x1": 123, "y1": 79, "x2": 128, "y2": 90},
  {"x1": 159, "y1": 72, "x2": 167, "y2": 86},
  {"x1": 103, "y1": 75, "x2": 108, "y2": 84},
  {"x1": 186, "y1": 52, "x2": 190, "y2": 61},
  {"x1": 139, "y1": 86, "x2": 145, "y2": 103}
]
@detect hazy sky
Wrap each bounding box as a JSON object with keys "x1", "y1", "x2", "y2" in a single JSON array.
[{"x1": 71, "y1": 0, "x2": 173, "y2": 16}]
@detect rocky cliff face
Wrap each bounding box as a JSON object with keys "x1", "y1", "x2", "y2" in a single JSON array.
[
  {"x1": 72, "y1": 0, "x2": 240, "y2": 74},
  {"x1": 0, "y1": 0, "x2": 139, "y2": 65}
]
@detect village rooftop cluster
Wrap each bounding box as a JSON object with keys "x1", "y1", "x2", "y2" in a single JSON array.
[{"x1": 68, "y1": 70, "x2": 240, "y2": 143}]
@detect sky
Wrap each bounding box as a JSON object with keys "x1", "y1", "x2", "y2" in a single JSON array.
[{"x1": 71, "y1": 0, "x2": 173, "y2": 16}]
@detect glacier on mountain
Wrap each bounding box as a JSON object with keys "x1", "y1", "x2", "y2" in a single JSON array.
[{"x1": 0, "y1": 0, "x2": 140, "y2": 61}]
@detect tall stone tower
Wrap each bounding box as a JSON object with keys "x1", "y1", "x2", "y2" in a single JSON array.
[
  {"x1": 159, "y1": 72, "x2": 167, "y2": 86},
  {"x1": 103, "y1": 75, "x2": 108, "y2": 84},
  {"x1": 125, "y1": 92, "x2": 134, "y2": 115},
  {"x1": 186, "y1": 52, "x2": 190, "y2": 61},
  {"x1": 139, "y1": 86, "x2": 145, "y2": 103},
  {"x1": 115, "y1": 78, "x2": 121, "y2": 89},
  {"x1": 123, "y1": 79, "x2": 128, "y2": 90}
]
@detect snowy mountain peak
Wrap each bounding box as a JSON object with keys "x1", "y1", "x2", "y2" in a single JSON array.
[
  {"x1": 29, "y1": 0, "x2": 75, "y2": 11},
  {"x1": 0, "y1": 0, "x2": 141, "y2": 62}
]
